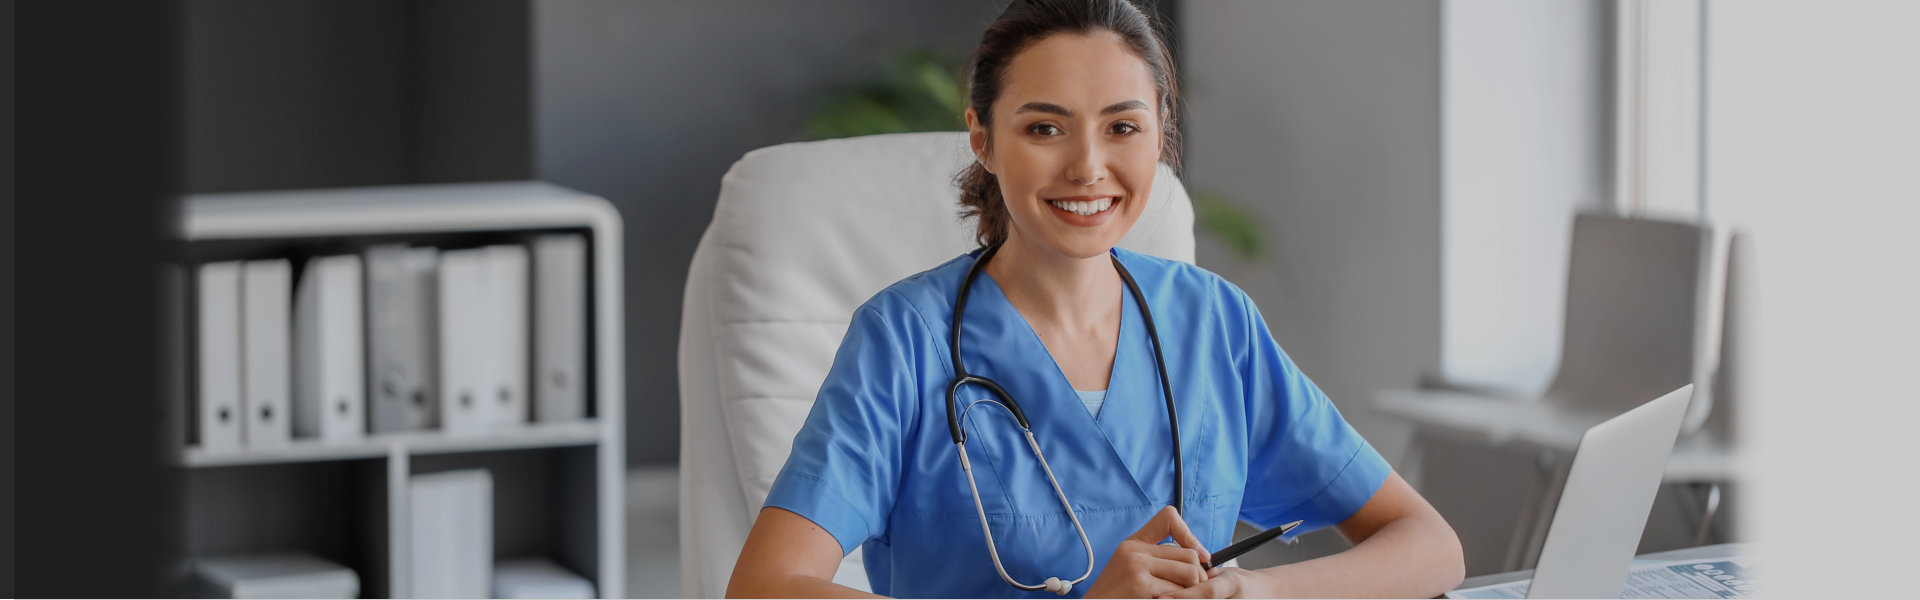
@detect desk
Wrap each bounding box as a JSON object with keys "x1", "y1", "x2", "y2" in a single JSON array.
[{"x1": 1453, "y1": 542, "x2": 1755, "y2": 597}]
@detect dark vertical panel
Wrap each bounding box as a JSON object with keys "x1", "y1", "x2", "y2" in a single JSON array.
[
  {"x1": 0, "y1": 0, "x2": 15, "y2": 594},
  {"x1": 14, "y1": 0, "x2": 180, "y2": 595}
]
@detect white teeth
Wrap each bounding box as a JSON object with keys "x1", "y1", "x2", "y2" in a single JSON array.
[{"x1": 1050, "y1": 198, "x2": 1116, "y2": 216}]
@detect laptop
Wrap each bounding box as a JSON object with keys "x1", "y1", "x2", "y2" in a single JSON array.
[{"x1": 1525, "y1": 384, "x2": 1695, "y2": 598}]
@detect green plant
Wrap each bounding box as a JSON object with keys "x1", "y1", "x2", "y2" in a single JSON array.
[
  {"x1": 1192, "y1": 190, "x2": 1266, "y2": 262},
  {"x1": 805, "y1": 49, "x2": 1268, "y2": 263},
  {"x1": 805, "y1": 49, "x2": 968, "y2": 140}
]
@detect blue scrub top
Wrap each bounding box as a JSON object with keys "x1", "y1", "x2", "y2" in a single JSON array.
[{"x1": 764, "y1": 248, "x2": 1391, "y2": 598}]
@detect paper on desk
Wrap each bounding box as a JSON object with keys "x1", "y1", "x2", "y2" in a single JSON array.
[{"x1": 1446, "y1": 556, "x2": 1758, "y2": 599}]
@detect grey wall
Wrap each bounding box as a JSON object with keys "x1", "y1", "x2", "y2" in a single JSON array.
[
  {"x1": 1181, "y1": 0, "x2": 1445, "y2": 476},
  {"x1": 183, "y1": 0, "x2": 531, "y2": 193},
  {"x1": 1181, "y1": 0, "x2": 1711, "y2": 576},
  {"x1": 184, "y1": 0, "x2": 411, "y2": 192},
  {"x1": 531, "y1": 0, "x2": 1001, "y2": 466}
]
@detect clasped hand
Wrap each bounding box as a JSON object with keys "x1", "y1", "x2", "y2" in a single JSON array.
[{"x1": 1083, "y1": 506, "x2": 1279, "y2": 599}]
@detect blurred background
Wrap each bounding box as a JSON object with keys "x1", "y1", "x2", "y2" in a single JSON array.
[{"x1": 8, "y1": 0, "x2": 1918, "y2": 598}]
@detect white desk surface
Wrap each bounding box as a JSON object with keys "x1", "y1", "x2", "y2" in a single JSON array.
[{"x1": 1454, "y1": 542, "x2": 1755, "y2": 592}]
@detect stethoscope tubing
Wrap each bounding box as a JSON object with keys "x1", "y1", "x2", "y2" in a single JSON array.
[
  {"x1": 1114, "y1": 251, "x2": 1184, "y2": 515},
  {"x1": 944, "y1": 242, "x2": 1184, "y2": 594}
]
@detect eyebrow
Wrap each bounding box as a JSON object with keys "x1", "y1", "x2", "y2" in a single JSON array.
[{"x1": 1013, "y1": 99, "x2": 1151, "y2": 117}]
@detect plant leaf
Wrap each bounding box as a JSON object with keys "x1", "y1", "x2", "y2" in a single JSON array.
[{"x1": 1192, "y1": 190, "x2": 1266, "y2": 262}]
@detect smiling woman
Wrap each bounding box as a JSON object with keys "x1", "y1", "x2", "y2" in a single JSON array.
[
  {"x1": 955, "y1": 0, "x2": 1179, "y2": 257},
  {"x1": 725, "y1": 1, "x2": 1464, "y2": 598}
]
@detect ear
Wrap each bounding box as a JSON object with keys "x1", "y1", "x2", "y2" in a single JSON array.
[{"x1": 965, "y1": 107, "x2": 996, "y2": 175}]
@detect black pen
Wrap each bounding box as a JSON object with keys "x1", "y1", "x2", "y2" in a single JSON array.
[{"x1": 1200, "y1": 520, "x2": 1303, "y2": 570}]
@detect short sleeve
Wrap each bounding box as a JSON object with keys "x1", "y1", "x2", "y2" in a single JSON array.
[
  {"x1": 762, "y1": 292, "x2": 931, "y2": 555},
  {"x1": 1231, "y1": 287, "x2": 1391, "y2": 536}
]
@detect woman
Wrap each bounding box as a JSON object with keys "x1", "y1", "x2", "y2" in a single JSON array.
[{"x1": 729, "y1": 1, "x2": 1464, "y2": 597}]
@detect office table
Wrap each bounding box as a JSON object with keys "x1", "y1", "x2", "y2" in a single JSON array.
[{"x1": 1453, "y1": 542, "x2": 1755, "y2": 597}]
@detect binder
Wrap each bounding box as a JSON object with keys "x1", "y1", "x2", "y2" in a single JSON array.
[
  {"x1": 487, "y1": 244, "x2": 530, "y2": 426},
  {"x1": 438, "y1": 249, "x2": 493, "y2": 434},
  {"x1": 533, "y1": 235, "x2": 587, "y2": 423},
  {"x1": 366, "y1": 245, "x2": 440, "y2": 433},
  {"x1": 409, "y1": 469, "x2": 493, "y2": 599},
  {"x1": 293, "y1": 255, "x2": 365, "y2": 442},
  {"x1": 492, "y1": 557, "x2": 595, "y2": 599},
  {"x1": 241, "y1": 259, "x2": 293, "y2": 448},
  {"x1": 190, "y1": 551, "x2": 360, "y2": 599},
  {"x1": 196, "y1": 261, "x2": 244, "y2": 453}
]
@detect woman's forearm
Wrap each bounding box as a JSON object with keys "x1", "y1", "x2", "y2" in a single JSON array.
[
  {"x1": 1252, "y1": 510, "x2": 1464, "y2": 598},
  {"x1": 728, "y1": 508, "x2": 890, "y2": 599},
  {"x1": 727, "y1": 573, "x2": 886, "y2": 599}
]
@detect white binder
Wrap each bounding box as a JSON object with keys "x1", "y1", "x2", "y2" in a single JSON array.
[
  {"x1": 241, "y1": 259, "x2": 293, "y2": 448},
  {"x1": 488, "y1": 244, "x2": 530, "y2": 427},
  {"x1": 366, "y1": 245, "x2": 440, "y2": 433},
  {"x1": 533, "y1": 235, "x2": 587, "y2": 423},
  {"x1": 439, "y1": 249, "x2": 493, "y2": 434},
  {"x1": 196, "y1": 261, "x2": 244, "y2": 453},
  {"x1": 409, "y1": 469, "x2": 493, "y2": 599},
  {"x1": 190, "y1": 551, "x2": 360, "y2": 599},
  {"x1": 293, "y1": 255, "x2": 365, "y2": 442},
  {"x1": 493, "y1": 557, "x2": 595, "y2": 599}
]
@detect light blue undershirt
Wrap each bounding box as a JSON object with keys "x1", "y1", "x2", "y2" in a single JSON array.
[{"x1": 1075, "y1": 388, "x2": 1108, "y2": 419}]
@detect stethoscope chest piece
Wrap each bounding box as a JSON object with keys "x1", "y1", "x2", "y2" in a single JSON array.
[{"x1": 1044, "y1": 577, "x2": 1073, "y2": 595}]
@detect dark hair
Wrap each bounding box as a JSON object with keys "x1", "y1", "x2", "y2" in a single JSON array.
[{"x1": 956, "y1": 0, "x2": 1181, "y2": 248}]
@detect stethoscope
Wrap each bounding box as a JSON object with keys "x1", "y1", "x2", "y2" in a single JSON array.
[{"x1": 945, "y1": 241, "x2": 1184, "y2": 596}]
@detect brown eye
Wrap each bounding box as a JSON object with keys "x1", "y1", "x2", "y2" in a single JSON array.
[
  {"x1": 1028, "y1": 123, "x2": 1062, "y2": 137},
  {"x1": 1110, "y1": 122, "x2": 1143, "y2": 135}
]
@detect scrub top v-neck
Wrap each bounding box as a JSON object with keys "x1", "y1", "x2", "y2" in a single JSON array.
[{"x1": 763, "y1": 247, "x2": 1391, "y2": 599}]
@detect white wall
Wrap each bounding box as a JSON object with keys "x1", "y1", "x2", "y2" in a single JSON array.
[
  {"x1": 1615, "y1": 0, "x2": 1706, "y2": 221},
  {"x1": 1706, "y1": 1, "x2": 1920, "y2": 595},
  {"x1": 1441, "y1": 0, "x2": 1613, "y2": 395},
  {"x1": 1182, "y1": 0, "x2": 1444, "y2": 471}
]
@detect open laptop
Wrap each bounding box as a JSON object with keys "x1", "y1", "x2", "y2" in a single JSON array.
[{"x1": 1524, "y1": 384, "x2": 1695, "y2": 598}]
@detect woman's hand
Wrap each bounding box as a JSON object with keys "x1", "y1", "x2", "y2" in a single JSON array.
[
  {"x1": 1083, "y1": 506, "x2": 1213, "y2": 599},
  {"x1": 1155, "y1": 566, "x2": 1282, "y2": 599}
]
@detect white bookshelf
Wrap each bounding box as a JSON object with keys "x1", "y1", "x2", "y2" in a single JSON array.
[{"x1": 175, "y1": 181, "x2": 625, "y2": 598}]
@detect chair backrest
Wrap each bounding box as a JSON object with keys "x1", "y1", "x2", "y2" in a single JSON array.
[
  {"x1": 1546, "y1": 213, "x2": 1712, "y2": 416},
  {"x1": 1705, "y1": 232, "x2": 1745, "y2": 444},
  {"x1": 677, "y1": 132, "x2": 1196, "y2": 597}
]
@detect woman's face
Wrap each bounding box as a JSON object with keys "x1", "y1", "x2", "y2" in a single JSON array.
[{"x1": 967, "y1": 31, "x2": 1162, "y2": 260}]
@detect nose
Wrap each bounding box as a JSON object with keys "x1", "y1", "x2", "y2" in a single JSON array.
[{"x1": 1065, "y1": 136, "x2": 1108, "y2": 187}]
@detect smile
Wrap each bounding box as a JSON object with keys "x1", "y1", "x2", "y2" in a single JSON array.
[{"x1": 1046, "y1": 196, "x2": 1117, "y2": 217}]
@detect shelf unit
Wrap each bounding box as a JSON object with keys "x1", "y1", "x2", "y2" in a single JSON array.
[{"x1": 174, "y1": 181, "x2": 625, "y2": 598}]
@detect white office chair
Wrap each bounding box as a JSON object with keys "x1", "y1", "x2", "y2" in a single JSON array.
[
  {"x1": 676, "y1": 132, "x2": 1196, "y2": 597},
  {"x1": 1375, "y1": 213, "x2": 1718, "y2": 570}
]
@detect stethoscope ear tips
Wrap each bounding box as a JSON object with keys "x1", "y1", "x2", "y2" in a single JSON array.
[{"x1": 1044, "y1": 577, "x2": 1072, "y2": 595}]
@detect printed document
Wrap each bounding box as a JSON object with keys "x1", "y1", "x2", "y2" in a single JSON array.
[{"x1": 1447, "y1": 556, "x2": 1758, "y2": 599}]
